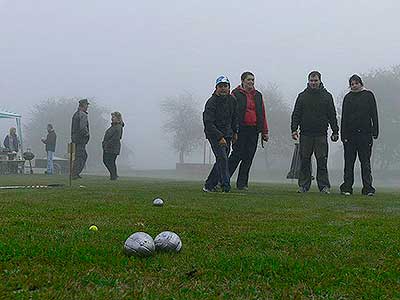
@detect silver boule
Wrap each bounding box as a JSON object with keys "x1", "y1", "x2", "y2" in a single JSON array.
[
  {"x1": 153, "y1": 198, "x2": 164, "y2": 207},
  {"x1": 124, "y1": 232, "x2": 155, "y2": 257},
  {"x1": 154, "y1": 231, "x2": 182, "y2": 252}
]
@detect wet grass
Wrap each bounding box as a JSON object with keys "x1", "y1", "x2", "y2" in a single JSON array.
[{"x1": 0, "y1": 175, "x2": 399, "y2": 299}]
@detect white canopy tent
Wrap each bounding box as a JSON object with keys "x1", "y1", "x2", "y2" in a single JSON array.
[{"x1": 0, "y1": 110, "x2": 24, "y2": 154}]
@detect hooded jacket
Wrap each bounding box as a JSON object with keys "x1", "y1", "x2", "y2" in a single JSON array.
[
  {"x1": 71, "y1": 109, "x2": 90, "y2": 144},
  {"x1": 203, "y1": 92, "x2": 238, "y2": 141},
  {"x1": 232, "y1": 86, "x2": 268, "y2": 134},
  {"x1": 102, "y1": 122, "x2": 124, "y2": 155},
  {"x1": 291, "y1": 84, "x2": 339, "y2": 136},
  {"x1": 340, "y1": 89, "x2": 379, "y2": 140}
]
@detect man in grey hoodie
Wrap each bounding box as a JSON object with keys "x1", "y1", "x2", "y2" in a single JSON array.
[{"x1": 71, "y1": 99, "x2": 90, "y2": 179}]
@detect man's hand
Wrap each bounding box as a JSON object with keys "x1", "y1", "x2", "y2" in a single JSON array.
[
  {"x1": 291, "y1": 131, "x2": 299, "y2": 140},
  {"x1": 262, "y1": 133, "x2": 269, "y2": 142},
  {"x1": 331, "y1": 134, "x2": 339, "y2": 142},
  {"x1": 218, "y1": 137, "x2": 227, "y2": 146},
  {"x1": 373, "y1": 135, "x2": 378, "y2": 140},
  {"x1": 232, "y1": 133, "x2": 238, "y2": 145}
]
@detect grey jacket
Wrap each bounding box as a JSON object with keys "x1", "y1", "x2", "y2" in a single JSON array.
[
  {"x1": 71, "y1": 110, "x2": 90, "y2": 144},
  {"x1": 102, "y1": 123, "x2": 124, "y2": 155}
]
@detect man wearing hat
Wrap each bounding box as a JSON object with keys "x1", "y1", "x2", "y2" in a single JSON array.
[
  {"x1": 202, "y1": 76, "x2": 238, "y2": 193},
  {"x1": 71, "y1": 98, "x2": 90, "y2": 179}
]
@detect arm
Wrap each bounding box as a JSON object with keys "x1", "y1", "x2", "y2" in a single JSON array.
[
  {"x1": 290, "y1": 95, "x2": 302, "y2": 137},
  {"x1": 327, "y1": 94, "x2": 339, "y2": 135},
  {"x1": 340, "y1": 96, "x2": 348, "y2": 141},
  {"x1": 370, "y1": 92, "x2": 379, "y2": 139},
  {"x1": 79, "y1": 113, "x2": 90, "y2": 137}
]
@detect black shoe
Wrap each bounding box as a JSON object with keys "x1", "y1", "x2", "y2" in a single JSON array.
[
  {"x1": 297, "y1": 187, "x2": 308, "y2": 193},
  {"x1": 72, "y1": 175, "x2": 82, "y2": 180},
  {"x1": 237, "y1": 186, "x2": 248, "y2": 191}
]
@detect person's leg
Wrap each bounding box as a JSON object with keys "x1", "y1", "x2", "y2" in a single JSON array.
[
  {"x1": 236, "y1": 128, "x2": 258, "y2": 189},
  {"x1": 219, "y1": 140, "x2": 231, "y2": 192},
  {"x1": 47, "y1": 151, "x2": 54, "y2": 175},
  {"x1": 340, "y1": 138, "x2": 357, "y2": 194},
  {"x1": 298, "y1": 135, "x2": 314, "y2": 191},
  {"x1": 110, "y1": 154, "x2": 118, "y2": 180},
  {"x1": 103, "y1": 152, "x2": 113, "y2": 178},
  {"x1": 314, "y1": 136, "x2": 330, "y2": 191},
  {"x1": 73, "y1": 144, "x2": 87, "y2": 177},
  {"x1": 358, "y1": 135, "x2": 375, "y2": 195},
  {"x1": 228, "y1": 130, "x2": 245, "y2": 178},
  {"x1": 205, "y1": 139, "x2": 223, "y2": 190}
]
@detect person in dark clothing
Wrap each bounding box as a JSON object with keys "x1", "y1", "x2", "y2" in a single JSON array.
[
  {"x1": 340, "y1": 74, "x2": 379, "y2": 196},
  {"x1": 228, "y1": 72, "x2": 269, "y2": 190},
  {"x1": 102, "y1": 111, "x2": 124, "y2": 180},
  {"x1": 291, "y1": 71, "x2": 339, "y2": 194},
  {"x1": 41, "y1": 124, "x2": 57, "y2": 175},
  {"x1": 71, "y1": 98, "x2": 90, "y2": 179},
  {"x1": 203, "y1": 75, "x2": 238, "y2": 193},
  {"x1": 4, "y1": 127, "x2": 19, "y2": 153}
]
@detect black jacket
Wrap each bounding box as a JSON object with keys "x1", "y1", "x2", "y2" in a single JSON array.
[
  {"x1": 44, "y1": 130, "x2": 56, "y2": 152},
  {"x1": 102, "y1": 123, "x2": 124, "y2": 155},
  {"x1": 341, "y1": 89, "x2": 379, "y2": 140},
  {"x1": 291, "y1": 84, "x2": 339, "y2": 136},
  {"x1": 203, "y1": 93, "x2": 238, "y2": 141},
  {"x1": 232, "y1": 86, "x2": 264, "y2": 133},
  {"x1": 71, "y1": 109, "x2": 90, "y2": 144}
]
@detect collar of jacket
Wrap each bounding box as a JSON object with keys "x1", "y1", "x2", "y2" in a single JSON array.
[{"x1": 235, "y1": 85, "x2": 256, "y2": 96}]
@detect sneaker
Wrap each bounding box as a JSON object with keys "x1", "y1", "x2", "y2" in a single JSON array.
[
  {"x1": 367, "y1": 192, "x2": 375, "y2": 197},
  {"x1": 341, "y1": 191, "x2": 351, "y2": 196},
  {"x1": 320, "y1": 187, "x2": 331, "y2": 194},
  {"x1": 237, "y1": 186, "x2": 248, "y2": 191},
  {"x1": 202, "y1": 186, "x2": 212, "y2": 193}
]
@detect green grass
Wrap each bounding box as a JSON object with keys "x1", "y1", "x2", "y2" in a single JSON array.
[{"x1": 0, "y1": 175, "x2": 399, "y2": 299}]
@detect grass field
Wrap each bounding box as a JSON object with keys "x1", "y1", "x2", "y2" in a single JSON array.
[{"x1": 0, "y1": 175, "x2": 399, "y2": 299}]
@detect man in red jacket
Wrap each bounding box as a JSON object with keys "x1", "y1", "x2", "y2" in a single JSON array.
[{"x1": 228, "y1": 72, "x2": 269, "y2": 190}]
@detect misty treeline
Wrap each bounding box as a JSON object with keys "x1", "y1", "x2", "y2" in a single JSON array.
[
  {"x1": 161, "y1": 66, "x2": 400, "y2": 170},
  {"x1": 24, "y1": 98, "x2": 133, "y2": 170}
]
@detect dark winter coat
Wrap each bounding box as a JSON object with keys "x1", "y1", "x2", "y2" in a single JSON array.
[
  {"x1": 71, "y1": 110, "x2": 90, "y2": 144},
  {"x1": 44, "y1": 130, "x2": 57, "y2": 152},
  {"x1": 102, "y1": 123, "x2": 124, "y2": 155},
  {"x1": 203, "y1": 93, "x2": 238, "y2": 141},
  {"x1": 291, "y1": 84, "x2": 339, "y2": 137},
  {"x1": 232, "y1": 86, "x2": 265, "y2": 133},
  {"x1": 3, "y1": 134, "x2": 19, "y2": 152},
  {"x1": 340, "y1": 89, "x2": 379, "y2": 141}
]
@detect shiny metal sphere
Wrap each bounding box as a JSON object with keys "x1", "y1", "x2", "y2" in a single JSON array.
[
  {"x1": 154, "y1": 231, "x2": 182, "y2": 253},
  {"x1": 124, "y1": 232, "x2": 155, "y2": 257}
]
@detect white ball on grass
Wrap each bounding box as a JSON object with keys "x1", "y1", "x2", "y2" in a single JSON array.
[
  {"x1": 154, "y1": 231, "x2": 182, "y2": 253},
  {"x1": 124, "y1": 232, "x2": 155, "y2": 257},
  {"x1": 153, "y1": 198, "x2": 164, "y2": 207}
]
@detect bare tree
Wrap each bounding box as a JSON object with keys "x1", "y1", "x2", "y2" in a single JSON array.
[{"x1": 160, "y1": 92, "x2": 203, "y2": 163}]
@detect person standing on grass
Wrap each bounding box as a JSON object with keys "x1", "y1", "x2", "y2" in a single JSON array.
[
  {"x1": 228, "y1": 71, "x2": 269, "y2": 191},
  {"x1": 291, "y1": 71, "x2": 339, "y2": 194},
  {"x1": 71, "y1": 98, "x2": 90, "y2": 179},
  {"x1": 203, "y1": 75, "x2": 238, "y2": 193},
  {"x1": 102, "y1": 111, "x2": 124, "y2": 180},
  {"x1": 340, "y1": 74, "x2": 379, "y2": 196},
  {"x1": 41, "y1": 124, "x2": 57, "y2": 175}
]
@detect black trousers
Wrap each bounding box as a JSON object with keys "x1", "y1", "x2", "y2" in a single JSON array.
[
  {"x1": 72, "y1": 143, "x2": 88, "y2": 177},
  {"x1": 103, "y1": 152, "x2": 118, "y2": 179},
  {"x1": 228, "y1": 126, "x2": 258, "y2": 189},
  {"x1": 340, "y1": 134, "x2": 375, "y2": 195},
  {"x1": 299, "y1": 135, "x2": 330, "y2": 191}
]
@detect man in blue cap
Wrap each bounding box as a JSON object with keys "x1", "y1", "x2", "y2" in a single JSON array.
[{"x1": 202, "y1": 76, "x2": 238, "y2": 193}]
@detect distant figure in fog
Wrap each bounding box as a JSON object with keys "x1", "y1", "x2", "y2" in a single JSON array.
[
  {"x1": 340, "y1": 74, "x2": 379, "y2": 196},
  {"x1": 102, "y1": 111, "x2": 124, "y2": 180},
  {"x1": 71, "y1": 98, "x2": 90, "y2": 179},
  {"x1": 41, "y1": 124, "x2": 57, "y2": 175}
]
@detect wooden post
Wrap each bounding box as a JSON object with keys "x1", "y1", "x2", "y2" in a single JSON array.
[{"x1": 68, "y1": 143, "x2": 76, "y2": 187}]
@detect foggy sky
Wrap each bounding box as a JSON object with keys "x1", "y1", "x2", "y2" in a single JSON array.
[{"x1": 1, "y1": 0, "x2": 399, "y2": 169}]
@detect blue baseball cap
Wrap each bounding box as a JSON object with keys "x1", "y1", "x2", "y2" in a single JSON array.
[{"x1": 215, "y1": 75, "x2": 230, "y2": 87}]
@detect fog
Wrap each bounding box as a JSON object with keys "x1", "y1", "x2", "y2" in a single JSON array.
[{"x1": 1, "y1": 0, "x2": 399, "y2": 175}]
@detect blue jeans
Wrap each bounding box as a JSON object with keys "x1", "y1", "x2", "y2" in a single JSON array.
[
  {"x1": 205, "y1": 138, "x2": 231, "y2": 191},
  {"x1": 47, "y1": 151, "x2": 54, "y2": 175}
]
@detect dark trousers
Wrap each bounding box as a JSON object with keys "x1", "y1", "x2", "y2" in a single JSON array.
[
  {"x1": 205, "y1": 138, "x2": 231, "y2": 190},
  {"x1": 228, "y1": 126, "x2": 258, "y2": 189},
  {"x1": 103, "y1": 152, "x2": 118, "y2": 179},
  {"x1": 340, "y1": 134, "x2": 375, "y2": 195},
  {"x1": 299, "y1": 135, "x2": 330, "y2": 191},
  {"x1": 72, "y1": 143, "x2": 88, "y2": 177}
]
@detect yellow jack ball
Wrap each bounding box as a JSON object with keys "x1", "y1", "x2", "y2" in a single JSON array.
[{"x1": 89, "y1": 225, "x2": 98, "y2": 232}]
